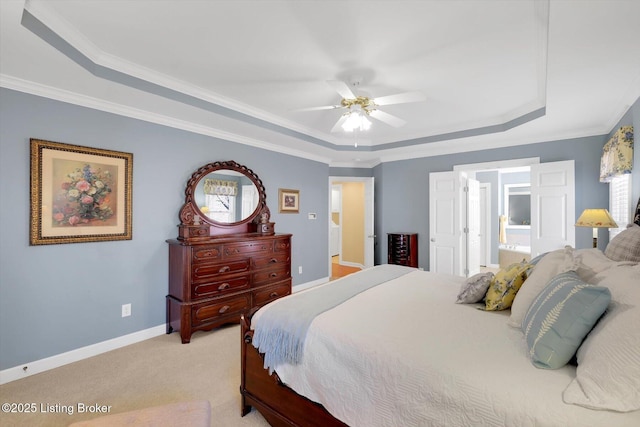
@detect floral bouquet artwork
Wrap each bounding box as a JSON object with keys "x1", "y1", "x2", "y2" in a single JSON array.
[
  {"x1": 52, "y1": 162, "x2": 117, "y2": 227},
  {"x1": 30, "y1": 139, "x2": 132, "y2": 245}
]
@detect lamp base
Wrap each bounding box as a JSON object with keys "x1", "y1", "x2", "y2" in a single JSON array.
[{"x1": 592, "y1": 237, "x2": 598, "y2": 248}]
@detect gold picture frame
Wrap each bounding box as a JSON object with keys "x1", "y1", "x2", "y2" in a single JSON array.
[
  {"x1": 30, "y1": 139, "x2": 133, "y2": 245},
  {"x1": 278, "y1": 188, "x2": 299, "y2": 213}
]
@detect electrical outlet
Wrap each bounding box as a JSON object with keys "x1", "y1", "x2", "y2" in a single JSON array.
[
  {"x1": 298, "y1": 266, "x2": 303, "y2": 274},
  {"x1": 121, "y1": 303, "x2": 131, "y2": 317}
]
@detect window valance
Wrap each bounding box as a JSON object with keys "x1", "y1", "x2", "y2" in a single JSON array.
[
  {"x1": 600, "y1": 125, "x2": 633, "y2": 182},
  {"x1": 203, "y1": 179, "x2": 238, "y2": 196}
]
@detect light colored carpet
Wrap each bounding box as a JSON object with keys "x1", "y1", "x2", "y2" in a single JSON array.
[{"x1": 0, "y1": 325, "x2": 270, "y2": 427}]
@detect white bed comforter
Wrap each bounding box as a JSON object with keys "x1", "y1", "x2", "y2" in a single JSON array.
[{"x1": 253, "y1": 268, "x2": 640, "y2": 427}]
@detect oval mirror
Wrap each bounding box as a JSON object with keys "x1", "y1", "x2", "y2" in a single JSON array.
[
  {"x1": 177, "y1": 160, "x2": 270, "y2": 239},
  {"x1": 193, "y1": 169, "x2": 260, "y2": 224}
]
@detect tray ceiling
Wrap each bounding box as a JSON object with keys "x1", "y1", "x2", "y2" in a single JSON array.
[{"x1": 1, "y1": 0, "x2": 639, "y2": 166}]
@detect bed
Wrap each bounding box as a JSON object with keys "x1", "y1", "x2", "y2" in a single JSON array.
[{"x1": 240, "y1": 225, "x2": 640, "y2": 427}]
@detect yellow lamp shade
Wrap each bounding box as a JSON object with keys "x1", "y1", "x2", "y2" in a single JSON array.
[{"x1": 575, "y1": 209, "x2": 618, "y2": 228}]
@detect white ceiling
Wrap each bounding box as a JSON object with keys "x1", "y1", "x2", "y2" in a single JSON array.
[{"x1": 1, "y1": 0, "x2": 639, "y2": 166}]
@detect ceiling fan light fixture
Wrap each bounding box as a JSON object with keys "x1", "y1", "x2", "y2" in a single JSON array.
[{"x1": 342, "y1": 110, "x2": 372, "y2": 132}]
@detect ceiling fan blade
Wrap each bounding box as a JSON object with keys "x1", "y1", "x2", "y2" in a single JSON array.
[
  {"x1": 330, "y1": 114, "x2": 349, "y2": 133},
  {"x1": 327, "y1": 80, "x2": 356, "y2": 100},
  {"x1": 369, "y1": 110, "x2": 407, "y2": 128},
  {"x1": 294, "y1": 105, "x2": 343, "y2": 112},
  {"x1": 373, "y1": 91, "x2": 426, "y2": 106}
]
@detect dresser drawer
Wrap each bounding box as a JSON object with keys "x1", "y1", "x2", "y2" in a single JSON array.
[
  {"x1": 253, "y1": 265, "x2": 291, "y2": 285},
  {"x1": 252, "y1": 252, "x2": 290, "y2": 269},
  {"x1": 224, "y1": 241, "x2": 272, "y2": 258},
  {"x1": 192, "y1": 259, "x2": 250, "y2": 283},
  {"x1": 192, "y1": 275, "x2": 250, "y2": 298},
  {"x1": 192, "y1": 294, "x2": 250, "y2": 326},
  {"x1": 273, "y1": 237, "x2": 291, "y2": 253},
  {"x1": 253, "y1": 280, "x2": 291, "y2": 307},
  {"x1": 192, "y1": 245, "x2": 223, "y2": 263}
]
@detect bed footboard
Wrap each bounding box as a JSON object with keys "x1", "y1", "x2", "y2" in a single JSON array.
[{"x1": 240, "y1": 312, "x2": 347, "y2": 427}]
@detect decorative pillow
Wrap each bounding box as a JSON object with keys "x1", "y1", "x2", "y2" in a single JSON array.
[
  {"x1": 509, "y1": 247, "x2": 576, "y2": 327},
  {"x1": 523, "y1": 252, "x2": 548, "y2": 276},
  {"x1": 522, "y1": 271, "x2": 611, "y2": 370},
  {"x1": 483, "y1": 261, "x2": 530, "y2": 311},
  {"x1": 563, "y1": 264, "x2": 640, "y2": 412},
  {"x1": 604, "y1": 223, "x2": 640, "y2": 263},
  {"x1": 455, "y1": 272, "x2": 494, "y2": 304}
]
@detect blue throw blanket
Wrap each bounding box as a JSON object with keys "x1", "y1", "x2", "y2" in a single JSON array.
[{"x1": 251, "y1": 264, "x2": 414, "y2": 373}]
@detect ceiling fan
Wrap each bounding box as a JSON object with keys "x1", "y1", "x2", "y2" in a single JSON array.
[{"x1": 299, "y1": 79, "x2": 426, "y2": 133}]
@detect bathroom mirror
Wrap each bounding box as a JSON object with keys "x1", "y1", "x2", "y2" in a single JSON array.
[{"x1": 504, "y1": 184, "x2": 531, "y2": 227}]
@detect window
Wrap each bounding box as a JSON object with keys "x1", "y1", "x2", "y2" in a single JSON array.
[
  {"x1": 609, "y1": 174, "x2": 632, "y2": 240},
  {"x1": 205, "y1": 194, "x2": 236, "y2": 223}
]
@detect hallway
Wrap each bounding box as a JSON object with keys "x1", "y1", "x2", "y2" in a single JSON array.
[{"x1": 331, "y1": 256, "x2": 361, "y2": 280}]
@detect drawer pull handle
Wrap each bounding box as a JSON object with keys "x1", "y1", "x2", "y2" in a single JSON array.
[
  {"x1": 219, "y1": 305, "x2": 230, "y2": 314},
  {"x1": 270, "y1": 272, "x2": 278, "y2": 278},
  {"x1": 269, "y1": 292, "x2": 279, "y2": 298},
  {"x1": 219, "y1": 266, "x2": 231, "y2": 273},
  {"x1": 269, "y1": 258, "x2": 278, "y2": 263},
  {"x1": 218, "y1": 283, "x2": 230, "y2": 291}
]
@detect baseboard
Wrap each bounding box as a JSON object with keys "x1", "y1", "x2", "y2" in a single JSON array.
[
  {"x1": 0, "y1": 325, "x2": 166, "y2": 385},
  {"x1": 293, "y1": 276, "x2": 330, "y2": 292},
  {"x1": 1, "y1": 277, "x2": 329, "y2": 385},
  {"x1": 338, "y1": 261, "x2": 365, "y2": 269}
]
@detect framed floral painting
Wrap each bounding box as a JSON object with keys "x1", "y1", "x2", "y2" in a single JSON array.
[
  {"x1": 30, "y1": 139, "x2": 133, "y2": 245},
  {"x1": 278, "y1": 188, "x2": 299, "y2": 213}
]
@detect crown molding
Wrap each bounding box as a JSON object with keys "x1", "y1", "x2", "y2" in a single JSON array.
[{"x1": 0, "y1": 74, "x2": 333, "y2": 164}]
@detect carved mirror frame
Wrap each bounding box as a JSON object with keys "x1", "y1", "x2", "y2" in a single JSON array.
[{"x1": 177, "y1": 160, "x2": 274, "y2": 240}]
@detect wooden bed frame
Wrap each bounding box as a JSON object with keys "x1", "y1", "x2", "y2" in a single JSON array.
[{"x1": 240, "y1": 311, "x2": 348, "y2": 427}]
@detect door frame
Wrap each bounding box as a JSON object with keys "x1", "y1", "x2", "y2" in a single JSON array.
[{"x1": 328, "y1": 176, "x2": 374, "y2": 275}]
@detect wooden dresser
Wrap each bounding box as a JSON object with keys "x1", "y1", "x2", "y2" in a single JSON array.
[
  {"x1": 387, "y1": 232, "x2": 418, "y2": 268},
  {"x1": 166, "y1": 160, "x2": 291, "y2": 343},
  {"x1": 166, "y1": 233, "x2": 291, "y2": 343}
]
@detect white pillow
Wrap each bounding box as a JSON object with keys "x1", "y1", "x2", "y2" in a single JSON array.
[
  {"x1": 572, "y1": 248, "x2": 633, "y2": 283},
  {"x1": 563, "y1": 264, "x2": 640, "y2": 412},
  {"x1": 508, "y1": 247, "x2": 576, "y2": 328}
]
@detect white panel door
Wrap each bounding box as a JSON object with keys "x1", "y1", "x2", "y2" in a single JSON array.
[
  {"x1": 429, "y1": 171, "x2": 466, "y2": 276},
  {"x1": 531, "y1": 160, "x2": 575, "y2": 256},
  {"x1": 466, "y1": 178, "x2": 481, "y2": 277}
]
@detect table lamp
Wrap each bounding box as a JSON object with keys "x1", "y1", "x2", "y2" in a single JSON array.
[{"x1": 575, "y1": 208, "x2": 618, "y2": 248}]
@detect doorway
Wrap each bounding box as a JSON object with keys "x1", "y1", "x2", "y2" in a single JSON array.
[
  {"x1": 328, "y1": 177, "x2": 374, "y2": 278},
  {"x1": 430, "y1": 158, "x2": 575, "y2": 276}
]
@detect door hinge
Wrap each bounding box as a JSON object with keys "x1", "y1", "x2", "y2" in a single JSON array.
[{"x1": 463, "y1": 227, "x2": 469, "y2": 233}]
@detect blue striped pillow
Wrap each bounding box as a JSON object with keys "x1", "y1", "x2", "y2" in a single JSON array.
[{"x1": 522, "y1": 271, "x2": 611, "y2": 369}]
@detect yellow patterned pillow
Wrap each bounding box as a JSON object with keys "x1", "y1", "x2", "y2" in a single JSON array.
[{"x1": 483, "y1": 262, "x2": 531, "y2": 311}]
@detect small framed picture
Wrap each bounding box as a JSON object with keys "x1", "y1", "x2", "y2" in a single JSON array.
[
  {"x1": 30, "y1": 138, "x2": 133, "y2": 245},
  {"x1": 278, "y1": 188, "x2": 299, "y2": 213}
]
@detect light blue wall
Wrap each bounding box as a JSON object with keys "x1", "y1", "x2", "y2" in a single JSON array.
[
  {"x1": 0, "y1": 88, "x2": 329, "y2": 370},
  {"x1": 1, "y1": 88, "x2": 637, "y2": 371}
]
